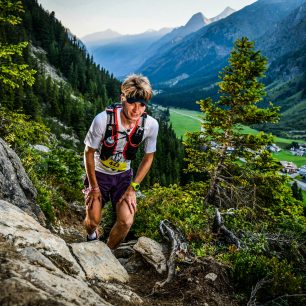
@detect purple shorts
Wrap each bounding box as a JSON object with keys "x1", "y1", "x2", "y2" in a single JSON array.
[{"x1": 84, "y1": 169, "x2": 133, "y2": 211}]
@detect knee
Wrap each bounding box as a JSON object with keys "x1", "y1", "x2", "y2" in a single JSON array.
[
  {"x1": 84, "y1": 217, "x2": 100, "y2": 230},
  {"x1": 117, "y1": 219, "x2": 133, "y2": 231}
]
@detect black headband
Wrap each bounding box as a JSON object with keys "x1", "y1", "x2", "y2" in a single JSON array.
[{"x1": 126, "y1": 97, "x2": 148, "y2": 105}]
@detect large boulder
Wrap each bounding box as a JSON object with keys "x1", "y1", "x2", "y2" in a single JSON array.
[
  {"x1": 0, "y1": 200, "x2": 84, "y2": 279},
  {"x1": 0, "y1": 200, "x2": 143, "y2": 305},
  {"x1": 0, "y1": 137, "x2": 45, "y2": 226},
  {"x1": 0, "y1": 236, "x2": 112, "y2": 306},
  {"x1": 133, "y1": 237, "x2": 168, "y2": 274},
  {"x1": 70, "y1": 242, "x2": 130, "y2": 283}
]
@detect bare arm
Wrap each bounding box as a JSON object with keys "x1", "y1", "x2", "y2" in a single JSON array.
[
  {"x1": 134, "y1": 152, "x2": 155, "y2": 184},
  {"x1": 84, "y1": 145, "x2": 101, "y2": 207}
]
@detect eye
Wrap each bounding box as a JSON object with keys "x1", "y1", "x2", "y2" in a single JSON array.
[{"x1": 140, "y1": 103, "x2": 146, "y2": 107}]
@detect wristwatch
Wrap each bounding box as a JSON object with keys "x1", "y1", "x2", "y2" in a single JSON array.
[{"x1": 130, "y1": 182, "x2": 140, "y2": 191}]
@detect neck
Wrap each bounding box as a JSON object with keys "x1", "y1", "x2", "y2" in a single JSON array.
[{"x1": 120, "y1": 109, "x2": 136, "y2": 129}]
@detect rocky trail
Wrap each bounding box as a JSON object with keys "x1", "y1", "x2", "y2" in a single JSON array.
[{"x1": 0, "y1": 136, "x2": 238, "y2": 305}]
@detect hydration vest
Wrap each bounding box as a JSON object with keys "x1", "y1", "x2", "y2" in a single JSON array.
[{"x1": 99, "y1": 103, "x2": 147, "y2": 161}]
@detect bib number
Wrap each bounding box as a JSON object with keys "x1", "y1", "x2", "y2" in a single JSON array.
[{"x1": 101, "y1": 159, "x2": 127, "y2": 171}]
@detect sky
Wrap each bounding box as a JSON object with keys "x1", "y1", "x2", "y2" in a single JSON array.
[{"x1": 37, "y1": 0, "x2": 257, "y2": 38}]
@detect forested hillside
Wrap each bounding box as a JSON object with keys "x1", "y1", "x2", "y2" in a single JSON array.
[
  {"x1": 0, "y1": 0, "x2": 184, "y2": 220},
  {"x1": 1, "y1": 1, "x2": 306, "y2": 305},
  {"x1": 144, "y1": 0, "x2": 306, "y2": 138}
]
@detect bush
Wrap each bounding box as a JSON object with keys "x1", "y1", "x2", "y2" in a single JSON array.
[
  {"x1": 0, "y1": 107, "x2": 84, "y2": 222},
  {"x1": 133, "y1": 182, "x2": 215, "y2": 252},
  {"x1": 226, "y1": 249, "x2": 304, "y2": 302}
]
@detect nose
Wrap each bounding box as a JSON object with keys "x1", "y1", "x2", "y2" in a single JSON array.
[{"x1": 132, "y1": 103, "x2": 140, "y2": 112}]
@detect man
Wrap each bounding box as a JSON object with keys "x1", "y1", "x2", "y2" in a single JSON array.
[{"x1": 83, "y1": 74, "x2": 159, "y2": 249}]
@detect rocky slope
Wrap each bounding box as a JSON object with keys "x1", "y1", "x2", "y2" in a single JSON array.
[{"x1": 0, "y1": 137, "x2": 237, "y2": 305}]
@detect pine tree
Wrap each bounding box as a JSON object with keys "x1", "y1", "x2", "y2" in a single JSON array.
[
  {"x1": 0, "y1": 0, "x2": 36, "y2": 89},
  {"x1": 185, "y1": 37, "x2": 280, "y2": 208},
  {"x1": 292, "y1": 181, "x2": 304, "y2": 202}
]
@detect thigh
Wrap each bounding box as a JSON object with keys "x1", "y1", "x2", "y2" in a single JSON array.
[
  {"x1": 111, "y1": 169, "x2": 133, "y2": 209},
  {"x1": 116, "y1": 199, "x2": 135, "y2": 224}
]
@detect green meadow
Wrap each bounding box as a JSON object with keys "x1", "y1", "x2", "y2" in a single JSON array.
[
  {"x1": 169, "y1": 107, "x2": 306, "y2": 166},
  {"x1": 169, "y1": 108, "x2": 202, "y2": 139}
]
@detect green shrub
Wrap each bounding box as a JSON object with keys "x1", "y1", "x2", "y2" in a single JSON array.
[
  {"x1": 0, "y1": 107, "x2": 84, "y2": 222},
  {"x1": 133, "y1": 182, "x2": 214, "y2": 250},
  {"x1": 227, "y1": 250, "x2": 303, "y2": 301}
]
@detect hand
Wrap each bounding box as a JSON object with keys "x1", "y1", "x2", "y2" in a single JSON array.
[
  {"x1": 118, "y1": 186, "x2": 137, "y2": 214},
  {"x1": 85, "y1": 189, "x2": 101, "y2": 209}
]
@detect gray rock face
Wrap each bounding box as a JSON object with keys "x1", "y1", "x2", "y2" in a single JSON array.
[
  {"x1": 70, "y1": 242, "x2": 130, "y2": 283},
  {"x1": 133, "y1": 237, "x2": 167, "y2": 274},
  {"x1": 0, "y1": 200, "x2": 85, "y2": 279},
  {"x1": 0, "y1": 200, "x2": 143, "y2": 305},
  {"x1": 0, "y1": 238, "x2": 112, "y2": 306},
  {"x1": 0, "y1": 137, "x2": 46, "y2": 225}
]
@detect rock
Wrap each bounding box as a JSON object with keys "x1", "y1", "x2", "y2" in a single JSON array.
[
  {"x1": 95, "y1": 282, "x2": 143, "y2": 305},
  {"x1": 124, "y1": 253, "x2": 147, "y2": 273},
  {"x1": 0, "y1": 200, "x2": 84, "y2": 279},
  {"x1": 0, "y1": 238, "x2": 112, "y2": 306},
  {"x1": 205, "y1": 273, "x2": 218, "y2": 282},
  {"x1": 133, "y1": 237, "x2": 167, "y2": 274},
  {"x1": 70, "y1": 242, "x2": 129, "y2": 283},
  {"x1": 32, "y1": 144, "x2": 50, "y2": 153},
  {"x1": 0, "y1": 137, "x2": 46, "y2": 226},
  {"x1": 113, "y1": 244, "x2": 135, "y2": 259},
  {"x1": 20, "y1": 247, "x2": 59, "y2": 272}
]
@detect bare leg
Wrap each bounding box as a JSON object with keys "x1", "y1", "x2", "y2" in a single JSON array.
[
  {"x1": 84, "y1": 198, "x2": 102, "y2": 235},
  {"x1": 107, "y1": 200, "x2": 134, "y2": 249}
]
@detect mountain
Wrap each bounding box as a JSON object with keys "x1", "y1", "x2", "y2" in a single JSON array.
[
  {"x1": 142, "y1": 0, "x2": 305, "y2": 105},
  {"x1": 82, "y1": 7, "x2": 235, "y2": 79},
  {"x1": 138, "y1": 8, "x2": 235, "y2": 76},
  {"x1": 255, "y1": 1, "x2": 306, "y2": 135},
  {"x1": 82, "y1": 29, "x2": 122, "y2": 46},
  {"x1": 83, "y1": 28, "x2": 172, "y2": 78},
  {"x1": 209, "y1": 6, "x2": 236, "y2": 23}
]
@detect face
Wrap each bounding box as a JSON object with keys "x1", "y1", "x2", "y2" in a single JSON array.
[{"x1": 121, "y1": 95, "x2": 146, "y2": 122}]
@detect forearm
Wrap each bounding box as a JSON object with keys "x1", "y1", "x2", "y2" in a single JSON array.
[
  {"x1": 84, "y1": 147, "x2": 98, "y2": 187},
  {"x1": 133, "y1": 153, "x2": 154, "y2": 183}
]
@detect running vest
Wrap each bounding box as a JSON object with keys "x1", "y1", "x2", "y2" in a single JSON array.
[{"x1": 99, "y1": 104, "x2": 147, "y2": 161}]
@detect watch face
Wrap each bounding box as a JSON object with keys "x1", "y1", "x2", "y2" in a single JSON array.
[{"x1": 131, "y1": 183, "x2": 140, "y2": 191}]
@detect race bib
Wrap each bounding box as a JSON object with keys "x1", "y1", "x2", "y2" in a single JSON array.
[{"x1": 100, "y1": 158, "x2": 127, "y2": 172}]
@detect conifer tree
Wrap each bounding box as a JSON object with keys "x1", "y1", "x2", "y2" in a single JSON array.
[
  {"x1": 185, "y1": 37, "x2": 280, "y2": 208},
  {"x1": 0, "y1": 0, "x2": 35, "y2": 89}
]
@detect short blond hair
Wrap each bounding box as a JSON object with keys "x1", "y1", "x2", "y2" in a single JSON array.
[{"x1": 121, "y1": 74, "x2": 153, "y2": 101}]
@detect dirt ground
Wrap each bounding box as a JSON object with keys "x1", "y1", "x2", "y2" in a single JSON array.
[
  {"x1": 53, "y1": 207, "x2": 239, "y2": 306},
  {"x1": 129, "y1": 260, "x2": 238, "y2": 306}
]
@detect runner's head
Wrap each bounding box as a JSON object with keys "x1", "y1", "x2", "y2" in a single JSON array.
[{"x1": 121, "y1": 74, "x2": 152, "y2": 106}]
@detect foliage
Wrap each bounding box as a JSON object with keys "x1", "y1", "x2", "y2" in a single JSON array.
[
  {"x1": 133, "y1": 182, "x2": 213, "y2": 249},
  {"x1": 178, "y1": 37, "x2": 306, "y2": 303},
  {"x1": 184, "y1": 37, "x2": 281, "y2": 209},
  {"x1": 0, "y1": 107, "x2": 83, "y2": 222},
  {"x1": 0, "y1": 0, "x2": 36, "y2": 89},
  {"x1": 0, "y1": 106, "x2": 50, "y2": 150},
  {"x1": 226, "y1": 250, "x2": 304, "y2": 298},
  {"x1": 291, "y1": 181, "x2": 304, "y2": 202}
]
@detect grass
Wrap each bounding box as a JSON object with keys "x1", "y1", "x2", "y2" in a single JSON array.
[
  {"x1": 272, "y1": 151, "x2": 306, "y2": 167},
  {"x1": 169, "y1": 107, "x2": 306, "y2": 167},
  {"x1": 302, "y1": 190, "x2": 306, "y2": 207},
  {"x1": 169, "y1": 108, "x2": 202, "y2": 139}
]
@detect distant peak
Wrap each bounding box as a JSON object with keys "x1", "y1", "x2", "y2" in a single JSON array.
[
  {"x1": 209, "y1": 6, "x2": 236, "y2": 23},
  {"x1": 222, "y1": 6, "x2": 236, "y2": 14},
  {"x1": 185, "y1": 12, "x2": 209, "y2": 27}
]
